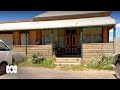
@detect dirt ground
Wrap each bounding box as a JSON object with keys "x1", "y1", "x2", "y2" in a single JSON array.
[{"x1": 0, "y1": 67, "x2": 117, "y2": 79}]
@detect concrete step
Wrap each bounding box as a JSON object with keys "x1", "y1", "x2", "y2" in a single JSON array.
[
  {"x1": 54, "y1": 62, "x2": 81, "y2": 65},
  {"x1": 56, "y1": 58, "x2": 81, "y2": 62},
  {"x1": 54, "y1": 57, "x2": 81, "y2": 65}
]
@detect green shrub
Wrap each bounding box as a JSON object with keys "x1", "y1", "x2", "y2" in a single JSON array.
[
  {"x1": 32, "y1": 52, "x2": 45, "y2": 64},
  {"x1": 18, "y1": 58, "x2": 56, "y2": 68},
  {"x1": 18, "y1": 60, "x2": 33, "y2": 67},
  {"x1": 39, "y1": 58, "x2": 56, "y2": 68},
  {"x1": 88, "y1": 54, "x2": 113, "y2": 70},
  {"x1": 18, "y1": 52, "x2": 56, "y2": 68}
]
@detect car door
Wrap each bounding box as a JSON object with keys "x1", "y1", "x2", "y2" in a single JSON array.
[{"x1": 0, "y1": 42, "x2": 12, "y2": 62}]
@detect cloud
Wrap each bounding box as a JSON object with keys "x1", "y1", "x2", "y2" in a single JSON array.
[{"x1": 116, "y1": 23, "x2": 120, "y2": 28}]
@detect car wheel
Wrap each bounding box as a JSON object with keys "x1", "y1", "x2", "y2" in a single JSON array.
[
  {"x1": 115, "y1": 62, "x2": 120, "y2": 79},
  {"x1": 0, "y1": 63, "x2": 7, "y2": 75}
]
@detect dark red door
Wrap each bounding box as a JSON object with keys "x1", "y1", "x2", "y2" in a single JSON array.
[{"x1": 65, "y1": 35, "x2": 77, "y2": 55}]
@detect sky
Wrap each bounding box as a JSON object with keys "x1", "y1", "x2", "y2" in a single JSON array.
[
  {"x1": 0, "y1": 11, "x2": 119, "y2": 41},
  {"x1": 110, "y1": 11, "x2": 120, "y2": 41}
]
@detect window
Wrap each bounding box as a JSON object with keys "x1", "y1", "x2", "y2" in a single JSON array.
[
  {"x1": 66, "y1": 28, "x2": 76, "y2": 35},
  {"x1": 21, "y1": 33, "x2": 28, "y2": 45},
  {"x1": 0, "y1": 42, "x2": 9, "y2": 51},
  {"x1": 83, "y1": 27, "x2": 102, "y2": 43},
  {"x1": 42, "y1": 30, "x2": 51, "y2": 45},
  {"x1": 66, "y1": 30, "x2": 70, "y2": 35},
  {"x1": 71, "y1": 29, "x2": 76, "y2": 35},
  {"x1": 93, "y1": 34, "x2": 102, "y2": 43}
]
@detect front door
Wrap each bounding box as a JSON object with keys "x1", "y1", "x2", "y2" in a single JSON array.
[{"x1": 65, "y1": 29, "x2": 77, "y2": 55}]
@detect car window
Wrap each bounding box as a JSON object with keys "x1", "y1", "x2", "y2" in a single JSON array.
[{"x1": 0, "y1": 42, "x2": 9, "y2": 51}]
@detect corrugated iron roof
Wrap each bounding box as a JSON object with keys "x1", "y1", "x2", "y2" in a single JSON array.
[
  {"x1": 0, "y1": 16, "x2": 116, "y2": 31},
  {"x1": 34, "y1": 11, "x2": 111, "y2": 18}
]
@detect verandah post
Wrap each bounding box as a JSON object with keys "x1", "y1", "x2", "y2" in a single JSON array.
[
  {"x1": 113, "y1": 27, "x2": 116, "y2": 54},
  {"x1": 80, "y1": 27, "x2": 84, "y2": 64},
  {"x1": 25, "y1": 30, "x2": 28, "y2": 58},
  {"x1": 51, "y1": 30, "x2": 54, "y2": 56},
  {"x1": 80, "y1": 28, "x2": 83, "y2": 58}
]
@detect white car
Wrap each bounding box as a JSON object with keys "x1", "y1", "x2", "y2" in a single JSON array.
[{"x1": 0, "y1": 40, "x2": 14, "y2": 75}]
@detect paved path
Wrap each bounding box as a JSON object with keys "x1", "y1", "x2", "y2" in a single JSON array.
[{"x1": 0, "y1": 67, "x2": 117, "y2": 79}]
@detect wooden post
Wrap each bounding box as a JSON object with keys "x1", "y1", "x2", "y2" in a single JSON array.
[
  {"x1": 113, "y1": 27, "x2": 116, "y2": 54},
  {"x1": 80, "y1": 28, "x2": 83, "y2": 58},
  {"x1": 25, "y1": 31, "x2": 28, "y2": 58},
  {"x1": 51, "y1": 30, "x2": 54, "y2": 56}
]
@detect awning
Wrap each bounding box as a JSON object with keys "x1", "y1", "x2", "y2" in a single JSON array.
[{"x1": 0, "y1": 16, "x2": 116, "y2": 31}]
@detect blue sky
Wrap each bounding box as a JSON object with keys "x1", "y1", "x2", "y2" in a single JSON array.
[
  {"x1": 0, "y1": 11, "x2": 45, "y2": 21},
  {"x1": 0, "y1": 11, "x2": 119, "y2": 41},
  {"x1": 110, "y1": 11, "x2": 120, "y2": 41}
]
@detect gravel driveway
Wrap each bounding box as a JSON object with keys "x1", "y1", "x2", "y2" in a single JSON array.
[{"x1": 0, "y1": 67, "x2": 117, "y2": 79}]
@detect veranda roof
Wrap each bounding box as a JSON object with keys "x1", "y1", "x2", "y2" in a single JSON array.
[{"x1": 0, "y1": 16, "x2": 116, "y2": 31}]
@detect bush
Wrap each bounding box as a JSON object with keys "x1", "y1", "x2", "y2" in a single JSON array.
[
  {"x1": 32, "y1": 52, "x2": 45, "y2": 64},
  {"x1": 88, "y1": 54, "x2": 113, "y2": 70},
  {"x1": 39, "y1": 58, "x2": 56, "y2": 68},
  {"x1": 18, "y1": 58, "x2": 56, "y2": 68}
]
